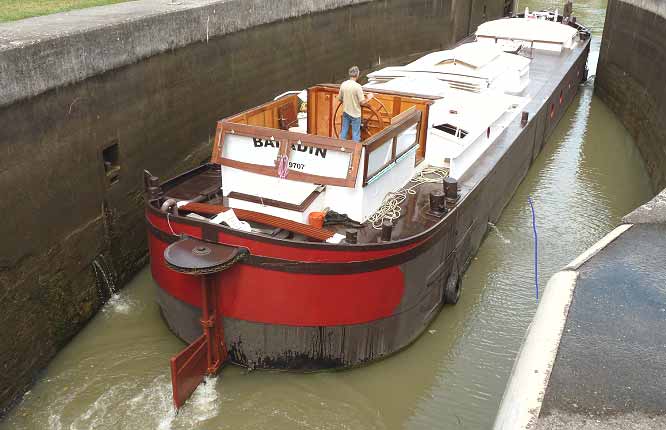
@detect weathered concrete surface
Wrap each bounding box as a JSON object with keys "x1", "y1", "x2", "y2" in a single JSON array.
[
  {"x1": 539, "y1": 221, "x2": 666, "y2": 427},
  {"x1": 0, "y1": 0, "x2": 377, "y2": 108},
  {"x1": 494, "y1": 189, "x2": 666, "y2": 430},
  {"x1": 623, "y1": 189, "x2": 666, "y2": 224},
  {"x1": 538, "y1": 412, "x2": 666, "y2": 430},
  {"x1": 0, "y1": 0, "x2": 510, "y2": 416},
  {"x1": 595, "y1": 0, "x2": 666, "y2": 191}
]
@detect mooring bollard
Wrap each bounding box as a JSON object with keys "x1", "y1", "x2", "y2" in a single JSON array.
[
  {"x1": 444, "y1": 177, "x2": 459, "y2": 210},
  {"x1": 381, "y1": 220, "x2": 393, "y2": 242},
  {"x1": 428, "y1": 190, "x2": 446, "y2": 217}
]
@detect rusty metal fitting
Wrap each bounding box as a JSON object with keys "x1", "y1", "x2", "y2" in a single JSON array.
[
  {"x1": 148, "y1": 185, "x2": 163, "y2": 201},
  {"x1": 445, "y1": 197, "x2": 458, "y2": 211},
  {"x1": 161, "y1": 198, "x2": 179, "y2": 216},
  {"x1": 443, "y1": 177, "x2": 458, "y2": 200},
  {"x1": 345, "y1": 229, "x2": 358, "y2": 244},
  {"x1": 381, "y1": 220, "x2": 393, "y2": 242},
  {"x1": 199, "y1": 318, "x2": 214, "y2": 328},
  {"x1": 428, "y1": 191, "x2": 446, "y2": 217}
]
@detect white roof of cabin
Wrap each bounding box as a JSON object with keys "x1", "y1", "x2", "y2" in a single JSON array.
[
  {"x1": 428, "y1": 90, "x2": 508, "y2": 137},
  {"x1": 476, "y1": 18, "x2": 578, "y2": 44},
  {"x1": 407, "y1": 42, "x2": 503, "y2": 69},
  {"x1": 366, "y1": 42, "x2": 529, "y2": 87},
  {"x1": 364, "y1": 76, "x2": 451, "y2": 96}
]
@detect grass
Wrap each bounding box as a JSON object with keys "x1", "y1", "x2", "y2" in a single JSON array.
[{"x1": 0, "y1": 0, "x2": 131, "y2": 22}]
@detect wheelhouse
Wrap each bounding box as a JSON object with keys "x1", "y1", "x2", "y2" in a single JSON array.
[{"x1": 209, "y1": 85, "x2": 437, "y2": 228}]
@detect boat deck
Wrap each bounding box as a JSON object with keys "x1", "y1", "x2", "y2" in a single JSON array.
[{"x1": 162, "y1": 37, "x2": 589, "y2": 245}]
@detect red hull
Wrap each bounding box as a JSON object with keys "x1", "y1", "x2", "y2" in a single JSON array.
[{"x1": 148, "y1": 210, "x2": 426, "y2": 326}]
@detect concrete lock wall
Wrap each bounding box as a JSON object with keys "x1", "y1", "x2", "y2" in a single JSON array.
[
  {"x1": 0, "y1": 0, "x2": 510, "y2": 415},
  {"x1": 596, "y1": 0, "x2": 666, "y2": 192}
]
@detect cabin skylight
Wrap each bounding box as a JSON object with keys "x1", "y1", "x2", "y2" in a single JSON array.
[
  {"x1": 434, "y1": 123, "x2": 468, "y2": 139},
  {"x1": 436, "y1": 59, "x2": 477, "y2": 69}
]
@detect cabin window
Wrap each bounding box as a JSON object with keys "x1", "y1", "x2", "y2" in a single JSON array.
[
  {"x1": 434, "y1": 123, "x2": 468, "y2": 139},
  {"x1": 559, "y1": 90, "x2": 564, "y2": 105},
  {"x1": 549, "y1": 103, "x2": 555, "y2": 119},
  {"x1": 102, "y1": 141, "x2": 120, "y2": 185}
]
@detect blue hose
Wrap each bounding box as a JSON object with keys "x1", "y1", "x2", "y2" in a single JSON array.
[{"x1": 528, "y1": 197, "x2": 539, "y2": 301}]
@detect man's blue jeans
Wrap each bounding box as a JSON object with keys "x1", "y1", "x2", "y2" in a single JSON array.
[{"x1": 341, "y1": 112, "x2": 361, "y2": 142}]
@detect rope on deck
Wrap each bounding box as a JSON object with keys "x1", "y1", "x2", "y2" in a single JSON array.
[
  {"x1": 366, "y1": 166, "x2": 450, "y2": 229},
  {"x1": 181, "y1": 202, "x2": 336, "y2": 242}
]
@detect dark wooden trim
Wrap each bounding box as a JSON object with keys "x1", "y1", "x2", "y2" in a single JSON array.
[
  {"x1": 392, "y1": 96, "x2": 402, "y2": 116},
  {"x1": 225, "y1": 94, "x2": 299, "y2": 124},
  {"x1": 213, "y1": 122, "x2": 361, "y2": 188},
  {"x1": 160, "y1": 163, "x2": 219, "y2": 195},
  {"x1": 218, "y1": 122, "x2": 359, "y2": 152},
  {"x1": 228, "y1": 186, "x2": 324, "y2": 212},
  {"x1": 395, "y1": 141, "x2": 420, "y2": 162},
  {"x1": 313, "y1": 84, "x2": 441, "y2": 102},
  {"x1": 146, "y1": 200, "x2": 449, "y2": 251},
  {"x1": 182, "y1": 202, "x2": 335, "y2": 241},
  {"x1": 146, "y1": 206, "x2": 454, "y2": 275},
  {"x1": 221, "y1": 158, "x2": 356, "y2": 188},
  {"x1": 362, "y1": 109, "x2": 420, "y2": 149},
  {"x1": 361, "y1": 109, "x2": 421, "y2": 186},
  {"x1": 211, "y1": 123, "x2": 224, "y2": 163},
  {"x1": 220, "y1": 158, "x2": 277, "y2": 176},
  {"x1": 361, "y1": 139, "x2": 418, "y2": 187}
]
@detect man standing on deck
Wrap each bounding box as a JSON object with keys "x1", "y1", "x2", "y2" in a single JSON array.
[{"x1": 338, "y1": 66, "x2": 374, "y2": 142}]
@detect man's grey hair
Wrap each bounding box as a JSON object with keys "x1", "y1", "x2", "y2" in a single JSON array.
[{"x1": 348, "y1": 66, "x2": 360, "y2": 78}]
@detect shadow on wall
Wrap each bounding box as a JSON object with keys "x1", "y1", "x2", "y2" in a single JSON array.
[{"x1": 595, "y1": 0, "x2": 666, "y2": 193}]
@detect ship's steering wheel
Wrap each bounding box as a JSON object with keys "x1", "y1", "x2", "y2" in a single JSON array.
[{"x1": 333, "y1": 97, "x2": 390, "y2": 140}]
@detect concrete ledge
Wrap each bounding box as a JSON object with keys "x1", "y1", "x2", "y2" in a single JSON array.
[
  {"x1": 494, "y1": 224, "x2": 641, "y2": 430},
  {"x1": 494, "y1": 187, "x2": 666, "y2": 429},
  {"x1": 0, "y1": 0, "x2": 372, "y2": 107},
  {"x1": 494, "y1": 270, "x2": 579, "y2": 430},
  {"x1": 623, "y1": 189, "x2": 666, "y2": 224},
  {"x1": 564, "y1": 224, "x2": 632, "y2": 271}
]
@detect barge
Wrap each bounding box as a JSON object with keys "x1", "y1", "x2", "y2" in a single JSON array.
[{"x1": 143, "y1": 11, "x2": 590, "y2": 408}]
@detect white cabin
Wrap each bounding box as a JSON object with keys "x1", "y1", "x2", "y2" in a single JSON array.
[
  {"x1": 367, "y1": 42, "x2": 530, "y2": 95},
  {"x1": 211, "y1": 15, "x2": 582, "y2": 232}
]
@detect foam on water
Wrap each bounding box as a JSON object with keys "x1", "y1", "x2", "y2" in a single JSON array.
[
  {"x1": 488, "y1": 222, "x2": 511, "y2": 244},
  {"x1": 102, "y1": 292, "x2": 136, "y2": 316}
]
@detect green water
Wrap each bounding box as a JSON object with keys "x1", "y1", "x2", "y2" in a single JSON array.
[{"x1": 0, "y1": 1, "x2": 654, "y2": 429}]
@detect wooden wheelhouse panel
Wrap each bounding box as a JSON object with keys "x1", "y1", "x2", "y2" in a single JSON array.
[
  {"x1": 226, "y1": 94, "x2": 300, "y2": 129},
  {"x1": 210, "y1": 85, "x2": 427, "y2": 189},
  {"x1": 306, "y1": 84, "x2": 437, "y2": 160},
  {"x1": 211, "y1": 122, "x2": 362, "y2": 188}
]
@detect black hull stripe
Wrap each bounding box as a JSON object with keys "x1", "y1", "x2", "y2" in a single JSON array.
[
  {"x1": 145, "y1": 215, "x2": 453, "y2": 274},
  {"x1": 145, "y1": 201, "x2": 446, "y2": 251}
]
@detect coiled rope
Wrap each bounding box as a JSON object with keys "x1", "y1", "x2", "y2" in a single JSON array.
[{"x1": 367, "y1": 166, "x2": 450, "y2": 229}]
